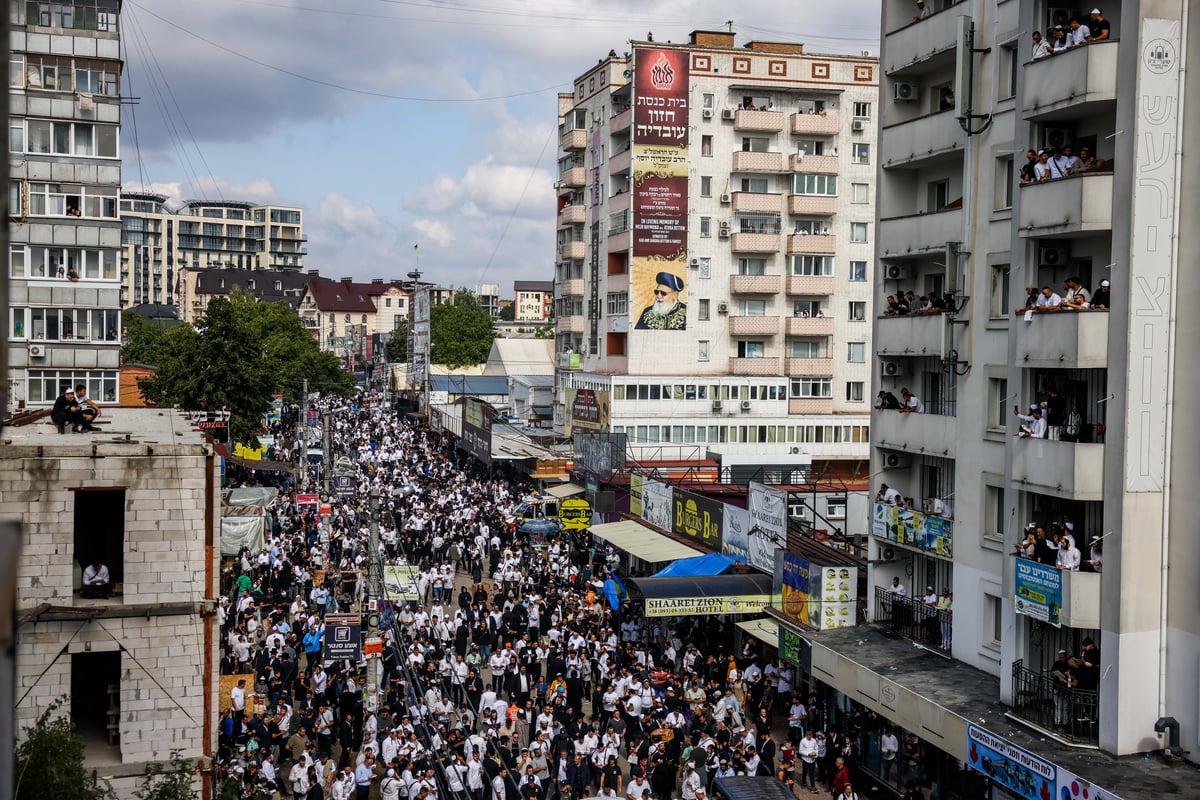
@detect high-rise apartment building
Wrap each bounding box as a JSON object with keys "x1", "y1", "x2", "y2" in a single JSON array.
[
  {"x1": 7, "y1": 0, "x2": 124, "y2": 412},
  {"x1": 554, "y1": 31, "x2": 879, "y2": 477},
  {"x1": 859, "y1": 0, "x2": 1197, "y2": 783},
  {"x1": 118, "y1": 194, "x2": 307, "y2": 309}
]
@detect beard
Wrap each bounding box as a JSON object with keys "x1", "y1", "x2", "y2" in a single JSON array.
[{"x1": 651, "y1": 298, "x2": 677, "y2": 315}]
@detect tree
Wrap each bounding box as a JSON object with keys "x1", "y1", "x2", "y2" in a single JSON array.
[
  {"x1": 134, "y1": 751, "x2": 199, "y2": 800},
  {"x1": 121, "y1": 312, "x2": 168, "y2": 365},
  {"x1": 429, "y1": 292, "x2": 496, "y2": 368},
  {"x1": 15, "y1": 698, "x2": 112, "y2": 800},
  {"x1": 386, "y1": 325, "x2": 408, "y2": 362},
  {"x1": 498, "y1": 305, "x2": 515, "y2": 322}
]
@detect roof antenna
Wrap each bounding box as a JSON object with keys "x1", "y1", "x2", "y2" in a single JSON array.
[{"x1": 726, "y1": 20, "x2": 734, "y2": 33}]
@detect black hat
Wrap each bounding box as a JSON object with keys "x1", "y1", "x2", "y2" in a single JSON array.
[{"x1": 654, "y1": 272, "x2": 684, "y2": 292}]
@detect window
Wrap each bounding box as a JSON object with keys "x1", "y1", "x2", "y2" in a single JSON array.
[
  {"x1": 698, "y1": 340, "x2": 709, "y2": 362},
  {"x1": 703, "y1": 93, "x2": 715, "y2": 109},
  {"x1": 737, "y1": 341, "x2": 765, "y2": 358},
  {"x1": 11, "y1": 245, "x2": 118, "y2": 280},
  {"x1": 847, "y1": 342, "x2": 866, "y2": 362},
  {"x1": 1000, "y1": 44, "x2": 1018, "y2": 99},
  {"x1": 20, "y1": 307, "x2": 119, "y2": 343},
  {"x1": 606, "y1": 292, "x2": 628, "y2": 315},
  {"x1": 700, "y1": 176, "x2": 712, "y2": 197},
  {"x1": 852, "y1": 102, "x2": 871, "y2": 118},
  {"x1": 990, "y1": 265, "x2": 1011, "y2": 318},
  {"x1": 984, "y1": 594, "x2": 1003, "y2": 648},
  {"x1": 795, "y1": 138, "x2": 825, "y2": 156},
  {"x1": 793, "y1": 299, "x2": 822, "y2": 317},
  {"x1": 792, "y1": 218, "x2": 828, "y2": 235},
  {"x1": 789, "y1": 338, "x2": 826, "y2": 358},
  {"x1": 697, "y1": 258, "x2": 711, "y2": 279},
  {"x1": 852, "y1": 183, "x2": 869, "y2": 204},
  {"x1": 827, "y1": 497, "x2": 847, "y2": 519},
  {"x1": 792, "y1": 174, "x2": 837, "y2": 196},
  {"x1": 74, "y1": 487, "x2": 124, "y2": 590},
  {"x1": 701, "y1": 135, "x2": 713, "y2": 157},
  {"x1": 72, "y1": 651, "x2": 121, "y2": 748},
  {"x1": 987, "y1": 377, "x2": 1008, "y2": 430},
  {"x1": 700, "y1": 217, "x2": 712, "y2": 238},
  {"x1": 851, "y1": 143, "x2": 870, "y2": 164},
  {"x1": 848, "y1": 301, "x2": 866, "y2": 321},
  {"x1": 985, "y1": 486, "x2": 1006, "y2": 540},
  {"x1": 738, "y1": 299, "x2": 766, "y2": 316},
  {"x1": 928, "y1": 179, "x2": 950, "y2": 211},
  {"x1": 846, "y1": 382, "x2": 865, "y2": 402},
  {"x1": 741, "y1": 136, "x2": 770, "y2": 152},
  {"x1": 790, "y1": 255, "x2": 833, "y2": 276},
  {"x1": 850, "y1": 223, "x2": 868, "y2": 243},
  {"x1": 698, "y1": 299, "x2": 710, "y2": 320},
  {"x1": 995, "y1": 157, "x2": 1014, "y2": 210},
  {"x1": 738, "y1": 258, "x2": 766, "y2": 276},
  {"x1": 14, "y1": 119, "x2": 118, "y2": 158},
  {"x1": 740, "y1": 177, "x2": 769, "y2": 194},
  {"x1": 790, "y1": 377, "x2": 832, "y2": 398},
  {"x1": 849, "y1": 261, "x2": 867, "y2": 281}
]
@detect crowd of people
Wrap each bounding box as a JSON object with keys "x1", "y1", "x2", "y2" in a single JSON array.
[
  {"x1": 213, "y1": 395, "x2": 932, "y2": 800},
  {"x1": 880, "y1": 291, "x2": 956, "y2": 317},
  {"x1": 1012, "y1": 519, "x2": 1102, "y2": 573},
  {"x1": 1029, "y1": 8, "x2": 1112, "y2": 61}
]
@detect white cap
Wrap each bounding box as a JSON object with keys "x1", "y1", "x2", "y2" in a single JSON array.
[{"x1": 1090, "y1": 8, "x2": 1101, "y2": 14}]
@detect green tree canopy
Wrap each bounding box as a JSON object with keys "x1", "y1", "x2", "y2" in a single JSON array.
[
  {"x1": 497, "y1": 304, "x2": 515, "y2": 322},
  {"x1": 429, "y1": 291, "x2": 496, "y2": 368},
  {"x1": 385, "y1": 325, "x2": 408, "y2": 362},
  {"x1": 123, "y1": 292, "x2": 354, "y2": 445},
  {"x1": 15, "y1": 698, "x2": 111, "y2": 800}
]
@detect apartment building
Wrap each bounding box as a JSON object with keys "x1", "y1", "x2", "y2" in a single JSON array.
[
  {"x1": 553, "y1": 31, "x2": 879, "y2": 475},
  {"x1": 514, "y1": 279, "x2": 554, "y2": 322},
  {"x1": 177, "y1": 265, "x2": 310, "y2": 324},
  {"x1": 836, "y1": 0, "x2": 1198, "y2": 792},
  {"x1": 297, "y1": 276, "x2": 415, "y2": 370},
  {"x1": 7, "y1": 0, "x2": 124, "y2": 412},
  {"x1": 118, "y1": 194, "x2": 307, "y2": 309}
]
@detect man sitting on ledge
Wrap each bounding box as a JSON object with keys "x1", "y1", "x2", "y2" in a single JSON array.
[{"x1": 82, "y1": 561, "x2": 113, "y2": 598}]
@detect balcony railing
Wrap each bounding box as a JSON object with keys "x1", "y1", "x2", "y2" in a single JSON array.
[
  {"x1": 732, "y1": 151, "x2": 786, "y2": 173},
  {"x1": 870, "y1": 501, "x2": 953, "y2": 557},
  {"x1": 786, "y1": 234, "x2": 837, "y2": 254},
  {"x1": 1022, "y1": 41, "x2": 1119, "y2": 122},
  {"x1": 1018, "y1": 173, "x2": 1113, "y2": 238},
  {"x1": 734, "y1": 109, "x2": 785, "y2": 132},
  {"x1": 789, "y1": 154, "x2": 839, "y2": 174},
  {"x1": 1010, "y1": 658, "x2": 1099, "y2": 747},
  {"x1": 880, "y1": 110, "x2": 965, "y2": 169},
  {"x1": 790, "y1": 112, "x2": 840, "y2": 136},
  {"x1": 873, "y1": 586, "x2": 952, "y2": 656},
  {"x1": 557, "y1": 352, "x2": 582, "y2": 370}
]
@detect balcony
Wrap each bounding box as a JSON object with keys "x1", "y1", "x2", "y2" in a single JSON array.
[
  {"x1": 788, "y1": 398, "x2": 834, "y2": 414},
  {"x1": 1015, "y1": 310, "x2": 1109, "y2": 369},
  {"x1": 732, "y1": 151, "x2": 786, "y2": 173},
  {"x1": 611, "y1": 106, "x2": 632, "y2": 132},
  {"x1": 869, "y1": 502, "x2": 954, "y2": 558},
  {"x1": 875, "y1": 314, "x2": 947, "y2": 357},
  {"x1": 556, "y1": 316, "x2": 585, "y2": 334},
  {"x1": 878, "y1": 208, "x2": 963, "y2": 258},
  {"x1": 608, "y1": 230, "x2": 630, "y2": 252},
  {"x1": 1018, "y1": 174, "x2": 1113, "y2": 238},
  {"x1": 785, "y1": 357, "x2": 834, "y2": 376},
  {"x1": 790, "y1": 112, "x2": 840, "y2": 136},
  {"x1": 734, "y1": 109, "x2": 785, "y2": 132},
  {"x1": 787, "y1": 195, "x2": 837, "y2": 216},
  {"x1": 786, "y1": 275, "x2": 835, "y2": 295},
  {"x1": 610, "y1": 147, "x2": 632, "y2": 174},
  {"x1": 1013, "y1": 558, "x2": 1100, "y2": 631},
  {"x1": 729, "y1": 356, "x2": 782, "y2": 376},
  {"x1": 557, "y1": 204, "x2": 585, "y2": 226},
  {"x1": 883, "y1": 8, "x2": 963, "y2": 75},
  {"x1": 557, "y1": 241, "x2": 586, "y2": 261},
  {"x1": 561, "y1": 129, "x2": 587, "y2": 150},
  {"x1": 558, "y1": 352, "x2": 582, "y2": 370},
  {"x1": 729, "y1": 274, "x2": 783, "y2": 294},
  {"x1": 880, "y1": 110, "x2": 965, "y2": 169},
  {"x1": 609, "y1": 191, "x2": 632, "y2": 213},
  {"x1": 560, "y1": 167, "x2": 586, "y2": 188},
  {"x1": 558, "y1": 278, "x2": 585, "y2": 296},
  {"x1": 728, "y1": 315, "x2": 780, "y2": 336},
  {"x1": 873, "y1": 408, "x2": 958, "y2": 454},
  {"x1": 873, "y1": 587, "x2": 952, "y2": 656},
  {"x1": 790, "y1": 154, "x2": 839, "y2": 174},
  {"x1": 1010, "y1": 658, "x2": 1098, "y2": 746},
  {"x1": 786, "y1": 234, "x2": 837, "y2": 254},
  {"x1": 1022, "y1": 41, "x2": 1119, "y2": 122},
  {"x1": 730, "y1": 232, "x2": 781, "y2": 253},
  {"x1": 732, "y1": 191, "x2": 784, "y2": 213},
  {"x1": 1011, "y1": 440, "x2": 1105, "y2": 501},
  {"x1": 786, "y1": 316, "x2": 834, "y2": 336}
]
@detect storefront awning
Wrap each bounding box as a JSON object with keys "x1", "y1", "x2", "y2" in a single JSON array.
[
  {"x1": 632, "y1": 573, "x2": 773, "y2": 617},
  {"x1": 651, "y1": 552, "x2": 734, "y2": 578},
  {"x1": 735, "y1": 616, "x2": 780, "y2": 643},
  {"x1": 546, "y1": 482, "x2": 586, "y2": 499},
  {"x1": 589, "y1": 520, "x2": 701, "y2": 563}
]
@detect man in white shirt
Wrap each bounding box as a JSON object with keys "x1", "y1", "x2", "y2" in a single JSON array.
[
  {"x1": 798, "y1": 732, "x2": 819, "y2": 790},
  {"x1": 1034, "y1": 286, "x2": 1063, "y2": 309},
  {"x1": 1014, "y1": 405, "x2": 1048, "y2": 439},
  {"x1": 1068, "y1": 18, "x2": 1091, "y2": 46},
  {"x1": 877, "y1": 484, "x2": 904, "y2": 507},
  {"x1": 1056, "y1": 538, "x2": 1081, "y2": 571},
  {"x1": 898, "y1": 388, "x2": 925, "y2": 414},
  {"x1": 1031, "y1": 31, "x2": 1051, "y2": 60},
  {"x1": 880, "y1": 727, "x2": 900, "y2": 783},
  {"x1": 81, "y1": 562, "x2": 112, "y2": 598}
]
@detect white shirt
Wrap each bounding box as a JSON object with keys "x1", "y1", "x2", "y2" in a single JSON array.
[
  {"x1": 904, "y1": 394, "x2": 925, "y2": 413},
  {"x1": 83, "y1": 564, "x2": 110, "y2": 585}
]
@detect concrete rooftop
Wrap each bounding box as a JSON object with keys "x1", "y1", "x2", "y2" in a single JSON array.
[{"x1": 1, "y1": 408, "x2": 212, "y2": 453}]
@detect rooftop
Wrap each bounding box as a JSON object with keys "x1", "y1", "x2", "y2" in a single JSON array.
[{"x1": 0, "y1": 408, "x2": 212, "y2": 455}]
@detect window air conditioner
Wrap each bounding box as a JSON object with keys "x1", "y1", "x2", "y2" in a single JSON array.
[
  {"x1": 883, "y1": 453, "x2": 911, "y2": 469},
  {"x1": 721, "y1": 109, "x2": 736, "y2": 120},
  {"x1": 893, "y1": 82, "x2": 918, "y2": 102},
  {"x1": 712, "y1": 400, "x2": 723, "y2": 412},
  {"x1": 879, "y1": 358, "x2": 908, "y2": 377},
  {"x1": 882, "y1": 264, "x2": 911, "y2": 281},
  {"x1": 720, "y1": 193, "x2": 731, "y2": 204},
  {"x1": 790, "y1": 446, "x2": 801, "y2": 454},
  {"x1": 852, "y1": 120, "x2": 867, "y2": 132},
  {"x1": 1043, "y1": 126, "x2": 1071, "y2": 150},
  {"x1": 740, "y1": 400, "x2": 752, "y2": 412},
  {"x1": 717, "y1": 302, "x2": 729, "y2": 314},
  {"x1": 689, "y1": 258, "x2": 701, "y2": 267},
  {"x1": 28, "y1": 344, "x2": 46, "y2": 358},
  {"x1": 1039, "y1": 244, "x2": 1069, "y2": 267},
  {"x1": 702, "y1": 108, "x2": 714, "y2": 119},
  {"x1": 878, "y1": 546, "x2": 897, "y2": 562}
]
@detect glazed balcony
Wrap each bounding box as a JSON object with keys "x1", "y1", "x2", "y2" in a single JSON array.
[
  {"x1": 729, "y1": 274, "x2": 783, "y2": 294},
  {"x1": 1017, "y1": 174, "x2": 1113, "y2": 238},
  {"x1": 1015, "y1": 310, "x2": 1109, "y2": 369},
  {"x1": 1022, "y1": 41, "x2": 1119, "y2": 122},
  {"x1": 790, "y1": 112, "x2": 840, "y2": 136}
]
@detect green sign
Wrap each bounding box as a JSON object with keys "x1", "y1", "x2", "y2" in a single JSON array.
[{"x1": 778, "y1": 625, "x2": 809, "y2": 673}]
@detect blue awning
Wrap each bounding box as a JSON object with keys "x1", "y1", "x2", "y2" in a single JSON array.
[{"x1": 651, "y1": 552, "x2": 735, "y2": 578}]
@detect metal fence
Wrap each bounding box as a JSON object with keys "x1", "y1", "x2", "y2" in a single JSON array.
[
  {"x1": 873, "y1": 586, "x2": 952, "y2": 656},
  {"x1": 1010, "y1": 658, "x2": 1099, "y2": 746}
]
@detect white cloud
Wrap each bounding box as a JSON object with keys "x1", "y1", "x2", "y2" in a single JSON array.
[
  {"x1": 411, "y1": 219, "x2": 455, "y2": 248},
  {"x1": 317, "y1": 192, "x2": 386, "y2": 238}
]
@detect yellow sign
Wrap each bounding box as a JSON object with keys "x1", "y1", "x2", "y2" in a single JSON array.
[
  {"x1": 233, "y1": 442, "x2": 267, "y2": 461},
  {"x1": 643, "y1": 594, "x2": 770, "y2": 618},
  {"x1": 559, "y1": 498, "x2": 592, "y2": 530}
]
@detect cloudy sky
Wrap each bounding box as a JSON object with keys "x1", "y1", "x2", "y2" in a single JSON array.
[{"x1": 120, "y1": 0, "x2": 881, "y2": 291}]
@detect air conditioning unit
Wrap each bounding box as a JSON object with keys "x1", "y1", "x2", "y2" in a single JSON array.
[
  {"x1": 712, "y1": 400, "x2": 723, "y2": 412},
  {"x1": 852, "y1": 120, "x2": 867, "y2": 132},
  {"x1": 689, "y1": 258, "x2": 701, "y2": 267},
  {"x1": 893, "y1": 82, "x2": 918, "y2": 102},
  {"x1": 740, "y1": 400, "x2": 752, "y2": 412},
  {"x1": 789, "y1": 446, "x2": 802, "y2": 454},
  {"x1": 876, "y1": 546, "x2": 897, "y2": 562},
  {"x1": 28, "y1": 344, "x2": 46, "y2": 358},
  {"x1": 883, "y1": 453, "x2": 911, "y2": 469},
  {"x1": 882, "y1": 263, "x2": 911, "y2": 281},
  {"x1": 717, "y1": 302, "x2": 729, "y2": 314},
  {"x1": 721, "y1": 108, "x2": 736, "y2": 120},
  {"x1": 718, "y1": 223, "x2": 731, "y2": 239},
  {"x1": 1047, "y1": 7, "x2": 1073, "y2": 30},
  {"x1": 719, "y1": 193, "x2": 731, "y2": 204},
  {"x1": 1039, "y1": 244, "x2": 1069, "y2": 267},
  {"x1": 702, "y1": 108, "x2": 714, "y2": 119},
  {"x1": 861, "y1": 49, "x2": 872, "y2": 57},
  {"x1": 1043, "y1": 126, "x2": 1071, "y2": 150},
  {"x1": 879, "y1": 358, "x2": 908, "y2": 377}
]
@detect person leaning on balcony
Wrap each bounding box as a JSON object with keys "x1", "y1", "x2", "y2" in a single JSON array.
[
  {"x1": 1035, "y1": 285, "x2": 1063, "y2": 310},
  {"x1": 1086, "y1": 9, "x2": 1111, "y2": 41},
  {"x1": 1050, "y1": 26, "x2": 1069, "y2": 54},
  {"x1": 1091, "y1": 278, "x2": 1111, "y2": 309},
  {"x1": 1068, "y1": 17, "x2": 1092, "y2": 46},
  {"x1": 925, "y1": 496, "x2": 953, "y2": 519},
  {"x1": 914, "y1": 0, "x2": 931, "y2": 21},
  {"x1": 1062, "y1": 277, "x2": 1091, "y2": 310},
  {"x1": 1015, "y1": 404, "x2": 1047, "y2": 438},
  {"x1": 1031, "y1": 30, "x2": 1052, "y2": 60},
  {"x1": 876, "y1": 483, "x2": 904, "y2": 506},
  {"x1": 898, "y1": 388, "x2": 924, "y2": 414},
  {"x1": 1020, "y1": 149, "x2": 1039, "y2": 185},
  {"x1": 1014, "y1": 285, "x2": 1040, "y2": 313},
  {"x1": 1084, "y1": 536, "x2": 1103, "y2": 572},
  {"x1": 1056, "y1": 537, "x2": 1081, "y2": 571},
  {"x1": 1071, "y1": 638, "x2": 1101, "y2": 691},
  {"x1": 937, "y1": 589, "x2": 952, "y2": 651}
]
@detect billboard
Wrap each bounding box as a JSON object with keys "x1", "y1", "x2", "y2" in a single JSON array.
[
  {"x1": 573, "y1": 432, "x2": 626, "y2": 481},
  {"x1": 323, "y1": 613, "x2": 362, "y2": 663},
  {"x1": 461, "y1": 397, "x2": 492, "y2": 464},
  {"x1": 747, "y1": 482, "x2": 788, "y2": 572},
  {"x1": 871, "y1": 503, "x2": 954, "y2": 557},
  {"x1": 644, "y1": 593, "x2": 770, "y2": 618},
  {"x1": 780, "y1": 553, "x2": 813, "y2": 627},
  {"x1": 407, "y1": 288, "x2": 431, "y2": 389},
  {"x1": 631, "y1": 46, "x2": 689, "y2": 332},
  {"x1": 640, "y1": 477, "x2": 673, "y2": 532},
  {"x1": 722, "y1": 505, "x2": 750, "y2": 564},
  {"x1": 1014, "y1": 557, "x2": 1062, "y2": 627},
  {"x1": 671, "y1": 487, "x2": 723, "y2": 550},
  {"x1": 559, "y1": 497, "x2": 592, "y2": 530},
  {"x1": 629, "y1": 473, "x2": 644, "y2": 516},
  {"x1": 564, "y1": 388, "x2": 611, "y2": 436},
  {"x1": 383, "y1": 565, "x2": 421, "y2": 601},
  {"x1": 330, "y1": 475, "x2": 358, "y2": 499},
  {"x1": 967, "y1": 723, "x2": 1056, "y2": 800},
  {"x1": 815, "y1": 566, "x2": 857, "y2": 630}
]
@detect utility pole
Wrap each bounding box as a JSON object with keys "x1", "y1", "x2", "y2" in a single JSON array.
[
  {"x1": 367, "y1": 486, "x2": 381, "y2": 708},
  {"x1": 322, "y1": 411, "x2": 331, "y2": 496},
  {"x1": 298, "y1": 378, "x2": 308, "y2": 488}
]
